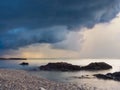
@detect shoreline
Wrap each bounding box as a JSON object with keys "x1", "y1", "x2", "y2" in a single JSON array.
[{"x1": 0, "y1": 69, "x2": 84, "y2": 90}]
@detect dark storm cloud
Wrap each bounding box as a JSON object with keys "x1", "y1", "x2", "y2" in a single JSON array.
[
  {"x1": 0, "y1": 26, "x2": 68, "y2": 49},
  {"x1": 0, "y1": 0, "x2": 120, "y2": 50},
  {"x1": 1, "y1": 0, "x2": 120, "y2": 29}
]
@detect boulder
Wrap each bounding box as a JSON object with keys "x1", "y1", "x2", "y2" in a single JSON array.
[
  {"x1": 40, "y1": 62, "x2": 81, "y2": 71},
  {"x1": 94, "y1": 72, "x2": 120, "y2": 81},
  {"x1": 81, "y1": 62, "x2": 112, "y2": 70},
  {"x1": 20, "y1": 62, "x2": 29, "y2": 66}
]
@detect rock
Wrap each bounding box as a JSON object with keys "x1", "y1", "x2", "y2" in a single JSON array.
[
  {"x1": 39, "y1": 62, "x2": 81, "y2": 71},
  {"x1": 39, "y1": 62, "x2": 112, "y2": 71},
  {"x1": 40, "y1": 87, "x2": 46, "y2": 90},
  {"x1": 20, "y1": 62, "x2": 29, "y2": 66},
  {"x1": 94, "y1": 72, "x2": 120, "y2": 81},
  {"x1": 81, "y1": 62, "x2": 112, "y2": 70},
  {"x1": 71, "y1": 75, "x2": 91, "y2": 79},
  {"x1": 94, "y1": 74, "x2": 113, "y2": 80}
]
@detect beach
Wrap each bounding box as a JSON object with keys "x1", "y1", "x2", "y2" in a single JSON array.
[
  {"x1": 0, "y1": 59, "x2": 120, "y2": 90},
  {"x1": 0, "y1": 69, "x2": 84, "y2": 90}
]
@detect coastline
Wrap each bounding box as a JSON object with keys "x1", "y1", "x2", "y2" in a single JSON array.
[
  {"x1": 0, "y1": 60, "x2": 119, "y2": 90},
  {"x1": 0, "y1": 69, "x2": 84, "y2": 90}
]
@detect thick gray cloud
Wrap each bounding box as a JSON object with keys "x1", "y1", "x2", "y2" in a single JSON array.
[{"x1": 0, "y1": 0, "x2": 120, "y2": 50}]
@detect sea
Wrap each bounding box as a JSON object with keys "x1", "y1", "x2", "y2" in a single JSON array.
[{"x1": 0, "y1": 59, "x2": 120, "y2": 90}]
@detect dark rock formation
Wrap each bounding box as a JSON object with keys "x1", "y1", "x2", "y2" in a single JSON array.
[
  {"x1": 81, "y1": 62, "x2": 112, "y2": 70},
  {"x1": 94, "y1": 74, "x2": 113, "y2": 80},
  {"x1": 20, "y1": 62, "x2": 29, "y2": 66},
  {"x1": 39, "y1": 62, "x2": 112, "y2": 71},
  {"x1": 94, "y1": 72, "x2": 120, "y2": 81},
  {"x1": 40, "y1": 62, "x2": 81, "y2": 71}
]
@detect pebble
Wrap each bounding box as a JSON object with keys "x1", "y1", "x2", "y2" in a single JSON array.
[{"x1": 0, "y1": 69, "x2": 83, "y2": 90}]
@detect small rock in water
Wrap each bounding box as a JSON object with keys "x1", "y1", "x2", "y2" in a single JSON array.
[{"x1": 19, "y1": 62, "x2": 29, "y2": 66}]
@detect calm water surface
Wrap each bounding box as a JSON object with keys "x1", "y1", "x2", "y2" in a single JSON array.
[{"x1": 0, "y1": 59, "x2": 120, "y2": 90}]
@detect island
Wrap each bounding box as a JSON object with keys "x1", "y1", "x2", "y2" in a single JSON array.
[
  {"x1": 39, "y1": 62, "x2": 112, "y2": 71},
  {"x1": 0, "y1": 58, "x2": 27, "y2": 60}
]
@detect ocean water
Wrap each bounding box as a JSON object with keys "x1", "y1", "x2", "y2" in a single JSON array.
[{"x1": 0, "y1": 59, "x2": 120, "y2": 90}]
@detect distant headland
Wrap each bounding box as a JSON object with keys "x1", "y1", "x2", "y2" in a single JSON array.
[{"x1": 0, "y1": 58, "x2": 27, "y2": 60}]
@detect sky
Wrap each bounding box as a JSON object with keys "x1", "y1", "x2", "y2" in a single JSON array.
[{"x1": 1, "y1": 0, "x2": 120, "y2": 58}]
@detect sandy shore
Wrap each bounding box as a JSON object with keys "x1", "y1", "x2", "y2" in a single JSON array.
[{"x1": 0, "y1": 69, "x2": 85, "y2": 90}]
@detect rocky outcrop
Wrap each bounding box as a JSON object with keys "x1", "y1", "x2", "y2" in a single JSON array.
[
  {"x1": 39, "y1": 62, "x2": 112, "y2": 71},
  {"x1": 94, "y1": 72, "x2": 120, "y2": 81},
  {"x1": 20, "y1": 62, "x2": 29, "y2": 66},
  {"x1": 40, "y1": 62, "x2": 81, "y2": 71},
  {"x1": 81, "y1": 62, "x2": 112, "y2": 70}
]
